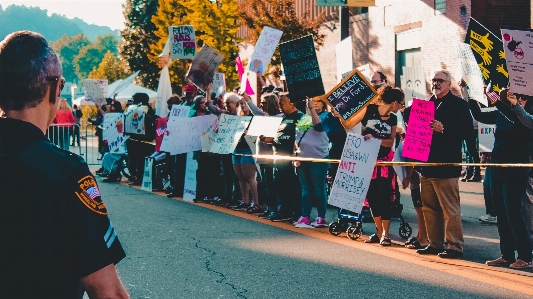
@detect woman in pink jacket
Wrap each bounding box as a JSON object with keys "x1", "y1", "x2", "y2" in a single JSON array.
[{"x1": 53, "y1": 99, "x2": 75, "y2": 151}]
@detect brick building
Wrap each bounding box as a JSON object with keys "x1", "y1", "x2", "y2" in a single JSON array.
[{"x1": 238, "y1": 0, "x2": 532, "y2": 98}]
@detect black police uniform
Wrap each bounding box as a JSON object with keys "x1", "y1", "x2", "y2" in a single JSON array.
[{"x1": 0, "y1": 118, "x2": 126, "y2": 299}]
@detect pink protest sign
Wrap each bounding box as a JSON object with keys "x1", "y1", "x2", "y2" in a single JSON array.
[{"x1": 402, "y1": 99, "x2": 434, "y2": 162}]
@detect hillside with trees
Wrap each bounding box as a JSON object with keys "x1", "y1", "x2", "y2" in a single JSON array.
[{"x1": 0, "y1": 4, "x2": 118, "y2": 42}]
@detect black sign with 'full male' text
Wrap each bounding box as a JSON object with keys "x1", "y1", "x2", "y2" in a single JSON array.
[
  {"x1": 279, "y1": 35, "x2": 325, "y2": 103},
  {"x1": 324, "y1": 69, "x2": 377, "y2": 124}
]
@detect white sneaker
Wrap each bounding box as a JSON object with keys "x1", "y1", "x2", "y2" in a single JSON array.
[
  {"x1": 479, "y1": 214, "x2": 497, "y2": 223},
  {"x1": 311, "y1": 217, "x2": 327, "y2": 227}
]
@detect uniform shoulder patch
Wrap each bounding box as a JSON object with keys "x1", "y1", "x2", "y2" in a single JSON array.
[{"x1": 75, "y1": 175, "x2": 108, "y2": 215}]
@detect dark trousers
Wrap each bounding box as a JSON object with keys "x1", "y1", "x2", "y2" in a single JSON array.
[
  {"x1": 275, "y1": 162, "x2": 301, "y2": 216},
  {"x1": 170, "y1": 153, "x2": 187, "y2": 197},
  {"x1": 483, "y1": 168, "x2": 495, "y2": 216},
  {"x1": 195, "y1": 152, "x2": 219, "y2": 200},
  {"x1": 464, "y1": 129, "x2": 480, "y2": 177},
  {"x1": 490, "y1": 167, "x2": 532, "y2": 262},
  {"x1": 127, "y1": 139, "x2": 154, "y2": 182},
  {"x1": 71, "y1": 125, "x2": 80, "y2": 145},
  {"x1": 260, "y1": 164, "x2": 277, "y2": 210},
  {"x1": 221, "y1": 154, "x2": 241, "y2": 202}
]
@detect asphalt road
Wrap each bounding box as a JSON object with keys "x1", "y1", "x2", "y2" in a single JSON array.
[{"x1": 95, "y1": 176, "x2": 533, "y2": 299}]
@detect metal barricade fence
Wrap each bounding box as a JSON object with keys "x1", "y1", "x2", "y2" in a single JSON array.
[{"x1": 46, "y1": 123, "x2": 102, "y2": 165}]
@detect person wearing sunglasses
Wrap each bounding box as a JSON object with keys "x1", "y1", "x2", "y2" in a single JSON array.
[
  {"x1": 0, "y1": 31, "x2": 129, "y2": 298},
  {"x1": 413, "y1": 69, "x2": 473, "y2": 259}
]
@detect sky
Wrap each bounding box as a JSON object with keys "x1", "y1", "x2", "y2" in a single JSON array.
[{"x1": 0, "y1": 0, "x2": 126, "y2": 30}]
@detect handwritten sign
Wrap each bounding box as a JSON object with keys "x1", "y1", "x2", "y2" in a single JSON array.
[
  {"x1": 328, "y1": 133, "x2": 381, "y2": 213},
  {"x1": 169, "y1": 105, "x2": 191, "y2": 121},
  {"x1": 402, "y1": 99, "x2": 434, "y2": 162},
  {"x1": 501, "y1": 28, "x2": 533, "y2": 96},
  {"x1": 141, "y1": 158, "x2": 153, "y2": 192},
  {"x1": 324, "y1": 69, "x2": 377, "y2": 124},
  {"x1": 102, "y1": 112, "x2": 125, "y2": 152},
  {"x1": 124, "y1": 105, "x2": 148, "y2": 135},
  {"x1": 279, "y1": 35, "x2": 325, "y2": 103},
  {"x1": 465, "y1": 18, "x2": 508, "y2": 94},
  {"x1": 478, "y1": 122, "x2": 496, "y2": 152},
  {"x1": 456, "y1": 42, "x2": 488, "y2": 106},
  {"x1": 185, "y1": 44, "x2": 224, "y2": 91},
  {"x1": 182, "y1": 152, "x2": 197, "y2": 201},
  {"x1": 83, "y1": 79, "x2": 108, "y2": 106},
  {"x1": 245, "y1": 115, "x2": 283, "y2": 138},
  {"x1": 201, "y1": 124, "x2": 217, "y2": 152},
  {"x1": 160, "y1": 114, "x2": 217, "y2": 155},
  {"x1": 212, "y1": 73, "x2": 226, "y2": 98},
  {"x1": 169, "y1": 25, "x2": 196, "y2": 59},
  {"x1": 210, "y1": 114, "x2": 252, "y2": 154}
]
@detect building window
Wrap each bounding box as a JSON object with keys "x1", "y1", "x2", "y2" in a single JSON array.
[{"x1": 435, "y1": 0, "x2": 446, "y2": 14}]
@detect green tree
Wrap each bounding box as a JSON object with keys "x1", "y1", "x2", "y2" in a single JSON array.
[
  {"x1": 51, "y1": 33, "x2": 91, "y2": 82},
  {"x1": 151, "y1": 0, "x2": 240, "y2": 89},
  {"x1": 74, "y1": 34, "x2": 118, "y2": 79},
  {"x1": 239, "y1": 0, "x2": 326, "y2": 66},
  {"x1": 119, "y1": 0, "x2": 160, "y2": 90},
  {"x1": 88, "y1": 51, "x2": 128, "y2": 82}
]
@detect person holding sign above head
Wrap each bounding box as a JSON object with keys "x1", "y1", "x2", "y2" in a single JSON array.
[
  {"x1": 412, "y1": 69, "x2": 473, "y2": 259},
  {"x1": 341, "y1": 86, "x2": 405, "y2": 246},
  {"x1": 468, "y1": 88, "x2": 533, "y2": 269}
]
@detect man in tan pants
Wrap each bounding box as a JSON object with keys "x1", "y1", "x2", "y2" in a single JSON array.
[{"x1": 413, "y1": 70, "x2": 473, "y2": 259}]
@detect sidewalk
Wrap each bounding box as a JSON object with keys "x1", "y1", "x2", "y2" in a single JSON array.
[{"x1": 91, "y1": 166, "x2": 533, "y2": 293}]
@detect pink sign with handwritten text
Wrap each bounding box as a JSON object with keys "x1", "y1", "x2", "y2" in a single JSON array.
[{"x1": 402, "y1": 99, "x2": 434, "y2": 162}]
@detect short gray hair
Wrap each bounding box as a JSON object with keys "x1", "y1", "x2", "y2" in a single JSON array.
[
  {"x1": 0, "y1": 31, "x2": 62, "y2": 111},
  {"x1": 223, "y1": 92, "x2": 241, "y2": 104},
  {"x1": 433, "y1": 69, "x2": 452, "y2": 82}
]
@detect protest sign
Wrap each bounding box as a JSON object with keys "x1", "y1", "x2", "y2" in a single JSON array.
[
  {"x1": 245, "y1": 115, "x2": 283, "y2": 138},
  {"x1": 212, "y1": 73, "x2": 226, "y2": 98},
  {"x1": 102, "y1": 112, "x2": 125, "y2": 153},
  {"x1": 324, "y1": 69, "x2": 377, "y2": 125},
  {"x1": 328, "y1": 133, "x2": 381, "y2": 213},
  {"x1": 141, "y1": 158, "x2": 153, "y2": 192},
  {"x1": 402, "y1": 99, "x2": 434, "y2": 162},
  {"x1": 478, "y1": 122, "x2": 496, "y2": 152},
  {"x1": 185, "y1": 44, "x2": 224, "y2": 91},
  {"x1": 183, "y1": 152, "x2": 198, "y2": 201},
  {"x1": 279, "y1": 35, "x2": 325, "y2": 103},
  {"x1": 201, "y1": 124, "x2": 217, "y2": 152},
  {"x1": 501, "y1": 28, "x2": 533, "y2": 96},
  {"x1": 169, "y1": 25, "x2": 196, "y2": 60},
  {"x1": 455, "y1": 42, "x2": 488, "y2": 106},
  {"x1": 83, "y1": 79, "x2": 107, "y2": 106},
  {"x1": 124, "y1": 105, "x2": 148, "y2": 135},
  {"x1": 210, "y1": 114, "x2": 252, "y2": 154},
  {"x1": 160, "y1": 114, "x2": 217, "y2": 155},
  {"x1": 465, "y1": 18, "x2": 508, "y2": 94},
  {"x1": 392, "y1": 141, "x2": 407, "y2": 182},
  {"x1": 169, "y1": 105, "x2": 191, "y2": 121},
  {"x1": 155, "y1": 117, "x2": 168, "y2": 152},
  {"x1": 240, "y1": 27, "x2": 283, "y2": 92}
]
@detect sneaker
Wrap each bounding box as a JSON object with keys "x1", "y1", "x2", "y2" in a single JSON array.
[
  {"x1": 226, "y1": 200, "x2": 242, "y2": 208},
  {"x1": 266, "y1": 211, "x2": 278, "y2": 220},
  {"x1": 233, "y1": 202, "x2": 250, "y2": 211},
  {"x1": 270, "y1": 212, "x2": 291, "y2": 222},
  {"x1": 257, "y1": 210, "x2": 271, "y2": 219},
  {"x1": 246, "y1": 204, "x2": 263, "y2": 214},
  {"x1": 486, "y1": 257, "x2": 513, "y2": 267},
  {"x1": 311, "y1": 217, "x2": 327, "y2": 228},
  {"x1": 479, "y1": 214, "x2": 497, "y2": 224},
  {"x1": 509, "y1": 259, "x2": 533, "y2": 269},
  {"x1": 293, "y1": 216, "x2": 310, "y2": 226}
]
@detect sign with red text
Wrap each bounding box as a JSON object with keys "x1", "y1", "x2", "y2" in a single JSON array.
[
  {"x1": 501, "y1": 28, "x2": 533, "y2": 97},
  {"x1": 478, "y1": 122, "x2": 496, "y2": 152},
  {"x1": 169, "y1": 25, "x2": 196, "y2": 59},
  {"x1": 402, "y1": 99, "x2": 434, "y2": 162},
  {"x1": 328, "y1": 133, "x2": 381, "y2": 214}
]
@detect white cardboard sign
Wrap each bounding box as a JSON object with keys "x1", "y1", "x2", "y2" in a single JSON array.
[
  {"x1": 456, "y1": 42, "x2": 488, "y2": 106},
  {"x1": 210, "y1": 114, "x2": 252, "y2": 154},
  {"x1": 501, "y1": 29, "x2": 533, "y2": 97},
  {"x1": 169, "y1": 25, "x2": 196, "y2": 59},
  {"x1": 245, "y1": 115, "x2": 283, "y2": 138},
  {"x1": 160, "y1": 115, "x2": 218, "y2": 155}
]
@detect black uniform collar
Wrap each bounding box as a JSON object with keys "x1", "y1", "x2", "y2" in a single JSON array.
[{"x1": 0, "y1": 117, "x2": 48, "y2": 145}]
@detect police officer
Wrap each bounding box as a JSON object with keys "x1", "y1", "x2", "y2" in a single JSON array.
[{"x1": 0, "y1": 31, "x2": 129, "y2": 298}]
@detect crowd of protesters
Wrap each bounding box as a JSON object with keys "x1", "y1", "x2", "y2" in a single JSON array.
[{"x1": 84, "y1": 67, "x2": 533, "y2": 271}]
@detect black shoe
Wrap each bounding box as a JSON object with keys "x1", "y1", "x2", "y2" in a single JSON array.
[
  {"x1": 257, "y1": 211, "x2": 271, "y2": 219},
  {"x1": 438, "y1": 249, "x2": 463, "y2": 259},
  {"x1": 194, "y1": 197, "x2": 212, "y2": 203},
  {"x1": 460, "y1": 175, "x2": 473, "y2": 182},
  {"x1": 416, "y1": 246, "x2": 445, "y2": 255},
  {"x1": 164, "y1": 186, "x2": 174, "y2": 195},
  {"x1": 103, "y1": 176, "x2": 120, "y2": 183},
  {"x1": 95, "y1": 167, "x2": 105, "y2": 175},
  {"x1": 233, "y1": 202, "x2": 250, "y2": 211},
  {"x1": 167, "y1": 192, "x2": 176, "y2": 198},
  {"x1": 467, "y1": 176, "x2": 482, "y2": 182},
  {"x1": 226, "y1": 200, "x2": 242, "y2": 208},
  {"x1": 270, "y1": 213, "x2": 291, "y2": 222},
  {"x1": 128, "y1": 181, "x2": 141, "y2": 186}
]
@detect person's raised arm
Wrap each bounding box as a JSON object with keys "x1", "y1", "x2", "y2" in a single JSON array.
[
  {"x1": 242, "y1": 92, "x2": 266, "y2": 116},
  {"x1": 508, "y1": 91, "x2": 533, "y2": 129},
  {"x1": 468, "y1": 99, "x2": 497, "y2": 125},
  {"x1": 81, "y1": 264, "x2": 129, "y2": 299},
  {"x1": 307, "y1": 98, "x2": 321, "y2": 126}
]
